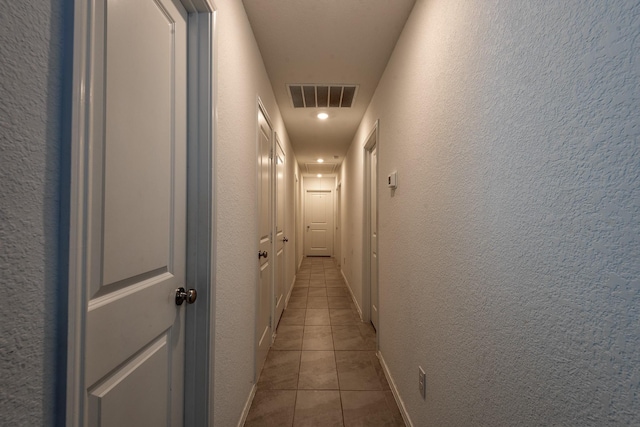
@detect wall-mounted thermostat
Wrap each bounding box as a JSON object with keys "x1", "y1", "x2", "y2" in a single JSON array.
[{"x1": 388, "y1": 171, "x2": 397, "y2": 189}]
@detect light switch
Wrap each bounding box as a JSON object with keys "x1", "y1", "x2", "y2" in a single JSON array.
[{"x1": 387, "y1": 171, "x2": 397, "y2": 189}]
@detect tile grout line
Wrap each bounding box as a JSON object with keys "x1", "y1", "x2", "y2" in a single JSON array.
[{"x1": 263, "y1": 258, "x2": 387, "y2": 426}]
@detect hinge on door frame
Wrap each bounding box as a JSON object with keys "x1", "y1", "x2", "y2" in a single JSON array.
[{"x1": 269, "y1": 148, "x2": 273, "y2": 159}]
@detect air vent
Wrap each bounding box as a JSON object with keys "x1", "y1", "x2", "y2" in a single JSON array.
[
  {"x1": 288, "y1": 84, "x2": 358, "y2": 108},
  {"x1": 306, "y1": 163, "x2": 337, "y2": 174}
]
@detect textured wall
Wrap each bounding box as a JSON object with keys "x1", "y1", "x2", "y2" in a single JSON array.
[
  {"x1": 285, "y1": 143, "x2": 299, "y2": 298},
  {"x1": 344, "y1": 0, "x2": 640, "y2": 425},
  {"x1": 0, "y1": 0, "x2": 63, "y2": 425},
  {"x1": 339, "y1": 134, "x2": 365, "y2": 311},
  {"x1": 213, "y1": 1, "x2": 296, "y2": 425}
]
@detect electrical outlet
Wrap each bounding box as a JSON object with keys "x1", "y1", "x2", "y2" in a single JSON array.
[{"x1": 418, "y1": 366, "x2": 426, "y2": 399}]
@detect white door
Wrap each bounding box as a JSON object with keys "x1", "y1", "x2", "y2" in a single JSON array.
[
  {"x1": 295, "y1": 175, "x2": 300, "y2": 267},
  {"x1": 274, "y1": 136, "x2": 286, "y2": 326},
  {"x1": 304, "y1": 191, "x2": 334, "y2": 256},
  {"x1": 370, "y1": 147, "x2": 379, "y2": 330},
  {"x1": 256, "y1": 106, "x2": 273, "y2": 378},
  {"x1": 336, "y1": 184, "x2": 341, "y2": 267},
  {"x1": 83, "y1": 0, "x2": 188, "y2": 425}
]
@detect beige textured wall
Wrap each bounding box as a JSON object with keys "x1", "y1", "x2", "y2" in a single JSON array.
[
  {"x1": 213, "y1": 1, "x2": 296, "y2": 424},
  {"x1": 339, "y1": 127, "x2": 367, "y2": 313},
  {"x1": 342, "y1": 0, "x2": 640, "y2": 425},
  {"x1": 0, "y1": 0, "x2": 64, "y2": 424}
]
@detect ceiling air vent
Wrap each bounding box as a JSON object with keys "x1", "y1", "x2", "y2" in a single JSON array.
[
  {"x1": 288, "y1": 84, "x2": 358, "y2": 108},
  {"x1": 306, "y1": 163, "x2": 337, "y2": 174}
]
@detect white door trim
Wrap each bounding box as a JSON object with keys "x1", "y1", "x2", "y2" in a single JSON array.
[
  {"x1": 183, "y1": 3, "x2": 217, "y2": 426},
  {"x1": 362, "y1": 120, "x2": 379, "y2": 330},
  {"x1": 65, "y1": 1, "x2": 216, "y2": 424}
]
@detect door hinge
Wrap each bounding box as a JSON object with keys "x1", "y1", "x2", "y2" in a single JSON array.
[{"x1": 269, "y1": 149, "x2": 273, "y2": 159}]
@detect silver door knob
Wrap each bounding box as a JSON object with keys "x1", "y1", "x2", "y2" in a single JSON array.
[
  {"x1": 258, "y1": 250, "x2": 268, "y2": 259},
  {"x1": 175, "y1": 287, "x2": 197, "y2": 305}
]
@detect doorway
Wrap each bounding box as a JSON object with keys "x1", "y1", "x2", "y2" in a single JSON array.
[
  {"x1": 256, "y1": 102, "x2": 273, "y2": 379},
  {"x1": 363, "y1": 122, "x2": 379, "y2": 332},
  {"x1": 65, "y1": 1, "x2": 216, "y2": 425},
  {"x1": 273, "y1": 133, "x2": 287, "y2": 327},
  {"x1": 304, "y1": 190, "x2": 334, "y2": 256},
  {"x1": 335, "y1": 182, "x2": 342, "y2": 268}
]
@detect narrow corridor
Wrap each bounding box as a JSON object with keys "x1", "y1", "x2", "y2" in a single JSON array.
[{"x1": 245, "y1": 257, "x2": 405, "y2": 426}]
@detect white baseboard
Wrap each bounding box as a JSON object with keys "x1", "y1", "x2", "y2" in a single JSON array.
[
  {"x1": 341, "y1": 270, "x2": 363, "y2": 319},
  {"x1": 237, "y1": 383, "x2": 257, "y2": 427},
  {"x1": 378, "y1": 352, "x2": 413, "y2": 427},
  {"x1": 285, "y1": 274, "x2": 296, "y2": 308}
]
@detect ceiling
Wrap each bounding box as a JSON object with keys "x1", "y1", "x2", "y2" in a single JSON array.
[{"x1": 243, "y1": 0, "x2": 416, "y2": 171}]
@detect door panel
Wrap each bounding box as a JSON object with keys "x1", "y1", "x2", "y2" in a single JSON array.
[
  {"x1": 304, "y1": 191, "x2": 334, "y2": 256},
  {"x1": 274, "y1": 136, "x2": 286, "y2": 326},
  {"x1": 101, "y1": 0, "x2": 174, "y2": 287},
  {"x1": 256, "y1": 107, "x2": 272, "y2": 378},
  {"x1": 311, "y1": 229, "x2": 329, "y2": 250},
  {"x1": 84, "y1": 0, "x2": 187, "y2": 424},
  {"x1": 88, "y1": 335, "x2": 170, "y2": 427}
]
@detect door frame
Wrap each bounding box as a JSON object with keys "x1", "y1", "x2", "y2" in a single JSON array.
[
  {"x1": 295, "y1": 173, "x2": 300, "y2": 269},
  {"x1": 304, "y1": 189, "x2": 335, "y2": 257},
  {"x1": 64, "y1": 0, "x2": 217, "y2": 425},
  {"x1": 362, "y1": 121, "x2": 379, "y2": 328},
  {"x1": 255, "y1": 97, "x2": 274, "y2": 379},
  {"x1": 335, "y1": 182, "x2": 342, "y2": 267},
  {"x1": 272, "y1": 132, "x2": 286, "y2": 330}
]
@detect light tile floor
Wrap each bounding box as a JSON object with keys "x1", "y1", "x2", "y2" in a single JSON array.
[{"x1": 245, "y1": 257, "x2": 405, "y2": 427}]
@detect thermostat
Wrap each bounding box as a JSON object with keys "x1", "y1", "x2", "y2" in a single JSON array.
[{"x1": 387, "y1": 172, "x2": 397, "y2": 189}]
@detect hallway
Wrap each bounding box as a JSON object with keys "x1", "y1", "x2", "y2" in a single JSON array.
[
  {"x1": 245, "y1": 257, "x2": 404, "y2": 426},
  {"x1": 4, "y1": 0, "x2": 640, "y2": 424}
]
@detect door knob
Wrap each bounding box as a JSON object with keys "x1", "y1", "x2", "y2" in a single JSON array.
[
  {"x1": 258, "y1": 250, "x2": 268, "y2": 259},
  {"x1": 175, "y1": 287, "x2": 197, "y2": 305},
  {"x1": 283, "y1": 237, "x2": 289, "y2": 243}
]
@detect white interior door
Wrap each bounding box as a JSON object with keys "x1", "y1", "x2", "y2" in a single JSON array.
[
  {"x1": 274, "y1": 136, "x2": 286, "y2": 326},
  {"x1": 256, "y1": 106, "x2": 273, "y2": 378},
  {"x1": 370, "y1": 147, "x2": 379, "y2": 330},
  {"x1": 295, "y1": 175, "x2": 300, "y2": 267},
  {"x1": 304, "y1": 191, "x2": 334, "y2": 256},
  {"x1": 83, "y1": 0, "x2": 188, "y2": 424},
  {"x1": 336, "y1": 184, "x2": 341, "y2": 267}
]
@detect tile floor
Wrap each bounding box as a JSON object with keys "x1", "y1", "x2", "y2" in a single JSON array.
[{"x1": 245, "y1": 257, "x2": 405, "y2": 427}]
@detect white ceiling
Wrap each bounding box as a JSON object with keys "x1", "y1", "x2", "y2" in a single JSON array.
[{"x1": 243, "y1": 0, "x2": 416, "y2": 169}]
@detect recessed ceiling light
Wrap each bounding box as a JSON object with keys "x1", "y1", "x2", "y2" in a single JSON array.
[
  {"x1": 317, "y1": 113, "x2": 328, "y2": 120},
  {"x1": 317, "y1": 158, "x2": 324, "y2": 163},
  {"x1": 317, "y1": 174, "x2": 322, "y2": 178}
]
